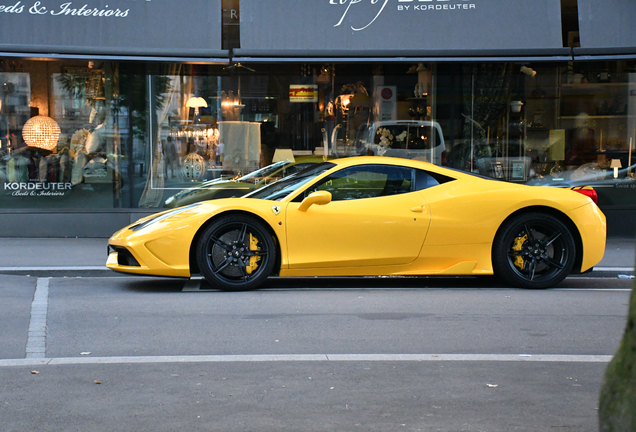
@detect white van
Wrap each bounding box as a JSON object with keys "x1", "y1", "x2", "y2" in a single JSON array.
[{"x1": 363, "y1": 120, "x2": 447, "y2": 166}]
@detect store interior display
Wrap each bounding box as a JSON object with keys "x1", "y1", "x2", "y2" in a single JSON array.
[{"x1": 169, "y1": 122, "x2": 221, "y2": 182}]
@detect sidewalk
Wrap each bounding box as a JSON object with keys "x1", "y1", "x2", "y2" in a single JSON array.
[
  {"x1": 0, "y1": 236, "x2": 633, "y2": 274},
  {"x1": 0, "y1": 237, "x2": 108, "y2": 269},
  {"x1": 598, "y1": 237, "x2": 636, "y2": 270}
]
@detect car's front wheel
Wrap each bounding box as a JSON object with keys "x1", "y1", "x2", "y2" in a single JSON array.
[
  {"x1": 492, "y1": 212, "x2": 576, "y2": 289},
  {"x1": 196, "y1": 215, "x2": 276, "y2": 291}
]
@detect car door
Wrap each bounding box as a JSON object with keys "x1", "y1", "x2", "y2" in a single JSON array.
[{"x1": 284, "y1": 164, "x2": 431, "y2": 269}]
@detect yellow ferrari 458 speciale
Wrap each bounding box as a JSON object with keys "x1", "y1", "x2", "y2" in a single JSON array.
[{"x1": 107, "y1": 156, "x2": 606, "y2": 290}]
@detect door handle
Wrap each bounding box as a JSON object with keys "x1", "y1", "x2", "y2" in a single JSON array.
[{"x1": 410, "y1": 206, "x2": 424, "y2": 213}]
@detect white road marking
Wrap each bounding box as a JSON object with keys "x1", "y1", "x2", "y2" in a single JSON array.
[
  {"x1": 26, "y1": 278, "x2": 49, "y2": 359},
  {"x1": 0, "y1": 353, "x2": 613, "y2": 368},
  {"x1": 593, "y1": 267, "x2": 634, "y2": 272},
  {"x1": 556, "y1": 288, "x2": 632, "y2": 292}
]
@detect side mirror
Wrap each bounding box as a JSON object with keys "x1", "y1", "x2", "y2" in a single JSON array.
[{"x1": 298, "y1": 190, "x2": 332, "y2": 212}]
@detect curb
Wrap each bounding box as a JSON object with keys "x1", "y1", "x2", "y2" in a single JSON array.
[
  {"x1": 0, "y1": 267, "x2": 118, "y2": 278},
  {"x1": 0, "y1": 267, "x2": 633, "y2": 280}
]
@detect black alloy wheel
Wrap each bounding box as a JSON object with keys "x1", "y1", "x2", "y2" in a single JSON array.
[
  {"x1": 493, "y1": 212, "x2": 576, "y2": 289},
  {"x1": 196, "y1": 215, "x2": 276, "y2": 291}
]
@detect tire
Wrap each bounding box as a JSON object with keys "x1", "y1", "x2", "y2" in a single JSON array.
[
  {"x1": 196, "y1": 215, "x2": 276, "y2": 291},
  {"x1": 492, "y1": 212, "x2": 576, "y2": 289}
]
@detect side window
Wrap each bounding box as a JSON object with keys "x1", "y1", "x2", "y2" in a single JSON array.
[
  {"x1": 296, "y1": 164, "x2": 414, "y2": 202},
  {"x1": 414, "y1": 169, "x2": 455, "y2": 191}
]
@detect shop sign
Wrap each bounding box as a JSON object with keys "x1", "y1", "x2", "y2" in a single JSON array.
[
  {"x1": 376, "y1": 86, "x2": 396, "y2": 121},
  {"x1": 1, "y1": 1, "x2": 130, "y2": 17},
  {"x1": 290, "y1": 85, "x2": 318, "y2": 103},
  {"x1": 0, "y1": 0, "x2": 223, "y2": 56},
  {"x1": 240, "y1": 0, "x2": 563, "y2": 51},
  {"x1": 4, "y1": 182, "x2": 72, "y2": 197},
  {"x1": 331, "y1": 0, "x2": 476, "y2": 32},
  {"x1": 577, "y1": 0, "x2": 636, "y2": 48}
]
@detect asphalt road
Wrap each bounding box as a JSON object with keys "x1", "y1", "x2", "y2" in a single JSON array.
[{"x1": 0, "y1": 275, "x2": 633, "y2": 432}]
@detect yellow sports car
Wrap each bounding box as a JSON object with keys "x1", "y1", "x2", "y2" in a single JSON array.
[{"x1": 107, "y1": 156, "x2": 606, "y2": 290}]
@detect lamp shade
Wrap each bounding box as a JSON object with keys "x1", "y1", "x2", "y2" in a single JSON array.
[
  {"x1": 510, "y1": 100, "x2": 524, "y2": 113},
  {"x1": 186, "y1": 96, "x2": 208, "y2": 108},
  {"x1": 23, "y1": 115, "x2": 61, "y2": 151},
  {"x1": 549, "y1": 129, "x2": 565, "y2": 161},
  {"x1": 272, "y1": 148, "x2": 295, "y2": 163},
  {"x1": 610, "y1": 159, "x2": 622, "y2": 169}
]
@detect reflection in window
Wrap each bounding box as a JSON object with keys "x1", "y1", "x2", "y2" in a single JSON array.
[
  {"x1": 246, "y1": 162, "x2": 336, "y2": 201},
  {"x1": 303, "y1": 164, "x2": 414, "y2": 201}
]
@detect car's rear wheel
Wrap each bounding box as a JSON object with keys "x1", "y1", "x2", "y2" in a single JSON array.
[
  {"x1": 493, "y1": 212, "x2": 576, "y2": 289},
  {"x1": 196, "y1": 215, "x2": 276, "y2": 291}
]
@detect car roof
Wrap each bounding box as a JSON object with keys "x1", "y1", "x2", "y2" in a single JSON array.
[{"x1": 327, "y1": 156, "x2": 472, "y2": 180}]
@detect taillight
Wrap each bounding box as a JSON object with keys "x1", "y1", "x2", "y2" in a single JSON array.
[
  {"x1": 441, "y1": 150, "x2": 447, "y2": 166},
  {"x1": 571, "y1": 186, "x2": 598, "y2": 204}
]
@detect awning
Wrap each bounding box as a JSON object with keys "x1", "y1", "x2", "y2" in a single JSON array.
[
  {"x1": 575, "y1": 0, "x2": 636, "y2": 60},
  {"x1": 0, "y1": 47, "x2": 230, "y2": 64},
  {"x1": 0, "y1": 0, "x2": 228, "y2": 63},
  {"x1": 573, "y1": 47, "x2": 636, "y2": 61},
  {"x1": 233, "y1": 49, "x2": 572, "y2": 63},
  {"x1": 237, "y1": 0, "x2": 565, "y2": 62}
]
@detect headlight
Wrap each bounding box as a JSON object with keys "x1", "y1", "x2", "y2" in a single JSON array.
[{"x1": 130, "y1": 204, "x2": 200, "y2": 232}]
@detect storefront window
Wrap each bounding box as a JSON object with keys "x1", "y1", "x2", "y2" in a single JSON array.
[
  {"x1": 525, "y1": 61, "x2": 636, "y2": 207},
  {"x1": 1, "y1": 58, "x2": 634, "y2": 213},
  {"x1": 0, "y1": 61, "x2": 122, "y2": 209}
]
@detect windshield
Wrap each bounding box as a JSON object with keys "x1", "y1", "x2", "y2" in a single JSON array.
[
  {"x1": 245, "y1": 162, "x2": 337, "y2": 201},
  {"x1": 237, "y1": 160, "x2": 292, "y2": 184}
]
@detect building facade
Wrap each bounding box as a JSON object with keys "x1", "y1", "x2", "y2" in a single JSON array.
[{"x1": 0, "y1": 0, "x2": 635, "y2": 237}]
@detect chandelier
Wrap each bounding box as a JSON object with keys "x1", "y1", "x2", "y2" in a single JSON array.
[{"x1": 22, "y1": 115, "x2": 61, "y2": 151}]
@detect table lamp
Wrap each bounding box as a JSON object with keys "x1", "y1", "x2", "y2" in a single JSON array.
[
  {"x1": 549, "y1": 129, "x2": 565, "y2": 177},
  {"x1": 610, "y1": 159, "x2": 622, "y2": 179},
  {"x1": 186, "y1": 96, "x2": 208, "y2": 124}
]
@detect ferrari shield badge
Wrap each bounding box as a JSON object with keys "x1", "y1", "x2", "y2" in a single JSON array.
[{"x1": 271, "y1": 205, "x2": 281, "y2": 215}]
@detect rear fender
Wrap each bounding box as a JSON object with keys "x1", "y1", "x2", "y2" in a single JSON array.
[{"x1": 491, "y1": 206, "x2": 585, "y2": 273}]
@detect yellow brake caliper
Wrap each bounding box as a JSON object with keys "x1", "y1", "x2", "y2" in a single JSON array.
[
  {"x1": 512, "y1": 234, "x2": 527, "y2": 270},
  {"x1": 246, "y1": 233, "x2": 261, "y2": 275}
]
